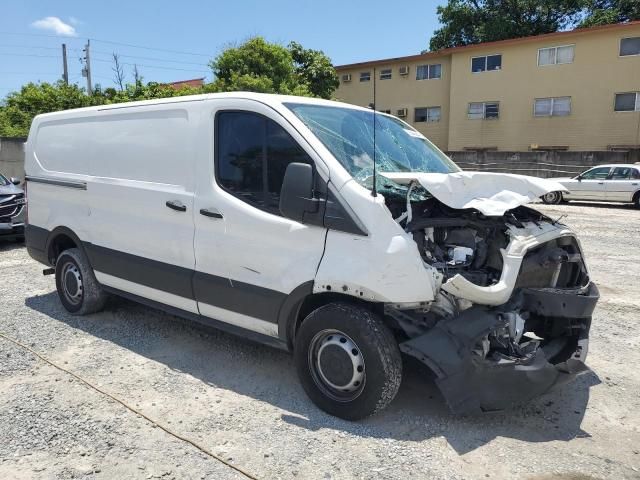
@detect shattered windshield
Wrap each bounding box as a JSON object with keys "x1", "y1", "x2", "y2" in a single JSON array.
[{"x1": 285, "y1": 103, "x2": 460, "y2": 197}]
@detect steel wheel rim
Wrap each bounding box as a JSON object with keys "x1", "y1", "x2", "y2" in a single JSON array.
[
  {"x1": 61, "y1": 261, "x2": 83, "y2": 306},
  {"x1": 308, "y1": 329, "x2": 366, "y2": 402},
  {"x1": 544, "y1": 192, "x2": 560, "y2": 203}
]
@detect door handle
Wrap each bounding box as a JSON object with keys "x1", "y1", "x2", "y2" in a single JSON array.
[
  {"x1": 633, "y1": 183, "x2": 639, "y2": 186},
  {"x1": 166, "y1": 200, "x2": 187, "y2": 212},
  {"x1": 597, "y1": 182, "x2": 604, "y2": 185},
  {"x1": 200, "y1": 208, "x2": 223, "y2": 219}
]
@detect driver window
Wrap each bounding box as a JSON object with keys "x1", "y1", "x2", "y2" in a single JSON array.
[
  {"x1": 611, "y1": 167, "x2": 632, "y2": 180},
  {"x1": 581, "y1": 167, "x2": 611, "y2": 180},
  {"x1": 216, "y1": 111, "x2": 313, "y2": 215}
]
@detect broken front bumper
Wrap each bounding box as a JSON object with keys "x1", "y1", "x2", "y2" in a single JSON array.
[{"x1": 400, "y1": 282, "x2": 598, "y2": 414}]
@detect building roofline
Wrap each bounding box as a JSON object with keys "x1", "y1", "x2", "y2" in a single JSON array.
[
  {"x1": 169, "y1": 77, "x2": 207, "y2": 83},
  {"x1": 335, "y1": 20, "x2": 640, "y2": 70}
]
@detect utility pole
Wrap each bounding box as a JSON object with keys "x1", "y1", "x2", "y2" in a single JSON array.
[
  {"x1": 61, "y1": 43, "x2": 69, "y2": 85},
  {"x1": 82, "y1": 39, "x2": 92, "y2": 95}
]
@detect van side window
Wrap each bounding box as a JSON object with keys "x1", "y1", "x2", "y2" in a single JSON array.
[{"x1": 216, "y1": 111, "x2": 312, "y2": 215}]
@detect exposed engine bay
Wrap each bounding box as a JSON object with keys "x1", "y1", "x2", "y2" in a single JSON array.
[{"x1": 381, "y1": 181, "x2": 598, "y2": 413}]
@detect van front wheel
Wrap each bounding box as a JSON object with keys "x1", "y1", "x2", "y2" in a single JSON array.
[
  {"x1": 294, "y1": 303, "x2": 402, "y2": 420},
  {"x1": 55, "y1": 248, "x2": 107, "y2": 315}
]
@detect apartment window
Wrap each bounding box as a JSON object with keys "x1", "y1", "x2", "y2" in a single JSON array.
[
  {"x1": 620, "y1": 37, "x2": 640, "y2": 56},
  {"x1": 468, "y1": 102, "x2": 499, "y2": 119},
  {"x1": 379, "y1": 109, "x2": 391, "y2": 114},
  {"x1": 538, "y1": 45, "x2": 575, "y2": 66},
  {"x1": 414, "y1": 106, "x2": 441, "y2": 123},
  {"x1": 534, "y1": 97, "x2": 571, "y2": 116},
  {"x1": 380, "y1": 69, "x2": 392, "y2": 80},
  {"x1": 360, "y1": 72, "x2": 371, "y2": 82},
  {"x1": 471, "y1": 54, "x2": 502, "y2": 73},
  {"x1": 416, "y1": 64, "x2": 442, "y2": 80},
  {"x1": 615, "y1": 92, "x2": 640, "y2": 112}
]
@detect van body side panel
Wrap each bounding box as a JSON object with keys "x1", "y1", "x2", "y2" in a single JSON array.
[
  {"x1": 315, "y1": 181, "x2": 438, "y2": 304},
  {"x1": 82, "y1": 107, "x2": 198, "y2": 312},
  {"x1": 25, "y1": 182, "x2": 91, "y2": 254},
  {"x1": 192, "y1": 99, "x2": 329, "y2": 338},
  {"x1": 26, "y1": 107, "x2": 199, "y2": 314}
]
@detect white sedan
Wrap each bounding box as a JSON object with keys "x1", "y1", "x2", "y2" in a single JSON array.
[{"x1": 541, "y1": 164, "x2": 640, "y2": 208}]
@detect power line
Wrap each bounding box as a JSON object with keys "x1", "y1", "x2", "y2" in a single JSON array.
[
  {"x1": 91, "y1": 58, "x2": 209, "y2": 73},
  {"x1": 90, "y1": 38, "x2": 212, "y2": 57},
  {"x1": 0, "y1": 31, "x2": 212, "y2": 58},
  {"x1": 92, "y1": 50, "x2": 209, "y2": 66},
  {"x1": 0, "y1": 32, "x2": 82, "y2": 41},
  {"x1": 0, "y1": 52, "x2": 61, "y2": 59},
  {"x1": 0, "y1": 43, "x2": 62, "y2": 50},
  {"x1": 0, "y1": 71, "x2": 60, "y2": 75}
]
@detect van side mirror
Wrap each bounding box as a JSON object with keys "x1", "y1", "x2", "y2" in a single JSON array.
[
  {"x1": 10, "y1": 177, "x2": 20, "y2": 186},
  {"x1": 279, "y1": 163, "x2": 317, "y2": 222}
]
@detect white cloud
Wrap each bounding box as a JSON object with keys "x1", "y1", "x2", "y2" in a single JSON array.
[
  {"x1": 68, "y1": 16, "x2": 81, "y2": 26},
  {"x1": 31, "y1": 17, "x2": 77, "y2": 36}
]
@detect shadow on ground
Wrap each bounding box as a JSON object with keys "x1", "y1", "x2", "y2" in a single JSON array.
[
  {"x1": 0, "y1": 239, "x2": 25, "y2": 252},
  {"x1": 25, "y1": 291, "x2": 600, "y2": 454}
]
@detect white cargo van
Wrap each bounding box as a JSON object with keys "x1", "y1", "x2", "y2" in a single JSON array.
[{"x1": 25, "y1": 93, "x2": 598, "y2": 419}]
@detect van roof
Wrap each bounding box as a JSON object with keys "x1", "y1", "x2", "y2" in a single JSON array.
[{"x1": 32, "y1": 92, "x2": 371, "y2": 120}]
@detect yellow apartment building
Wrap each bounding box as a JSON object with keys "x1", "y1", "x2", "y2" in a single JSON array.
[{"x1": 334, "y1": 21, "x2": 640, "y2": 152}]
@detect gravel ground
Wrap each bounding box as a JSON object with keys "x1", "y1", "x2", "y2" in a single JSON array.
[{"x1": 1, "y1": 201, "x2": 639, "y2": 480}]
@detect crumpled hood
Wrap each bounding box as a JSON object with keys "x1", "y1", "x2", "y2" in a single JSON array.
[{"x1": 380, "y1": 171, "x2": 569, "y2": 216}]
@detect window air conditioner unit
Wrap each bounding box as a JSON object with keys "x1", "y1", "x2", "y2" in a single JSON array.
[
  {"x1": 341, "y1": 74, "x2": 352, "y2": 82},
  {"x1": 397, "y1": 108, "x2": 408, "y2": 117},
  {"x1": 399, "y1": 66, "x2": 409, "y2": 76}
]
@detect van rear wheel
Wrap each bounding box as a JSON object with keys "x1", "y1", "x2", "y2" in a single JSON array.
[
  {"x1": 294, "y1": 303, "x2": 402, "y2": 420},
  {"x1": 55, "y1": 248, "x2": 107, "y2": 315}
]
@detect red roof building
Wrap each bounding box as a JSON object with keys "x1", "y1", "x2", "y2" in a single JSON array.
[{"x1": 167, "y1": 78, "x2": 205, "y2": 90}]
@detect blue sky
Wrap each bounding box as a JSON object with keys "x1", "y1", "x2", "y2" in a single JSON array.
[{"x1": 0, "y1": 0, "x2": 444, "y2": 96}]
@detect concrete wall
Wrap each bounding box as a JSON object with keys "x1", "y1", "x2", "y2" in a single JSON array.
[
  {"x1": 0, "y1": 137, "x2": 26, "y2": 182},
  {"x1": 448, "y1": 150, "x2": 639, "y2": 178}
]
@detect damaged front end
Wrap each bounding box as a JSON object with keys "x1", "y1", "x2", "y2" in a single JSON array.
[{"x1": 382, "y1": 174, "x2": 598, "y2": 413}]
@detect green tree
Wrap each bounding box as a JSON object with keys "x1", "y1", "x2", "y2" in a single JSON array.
[
  {"x1": 0, "y1": 81, "x2": 91, "y2": 137},
  {"x1": 209, "y1": 37, "x2": 338, "y2": 98},
  {"x1": 0, "y1": 80, "x2": 202, "y2": 137},
  {"x1": 0, "y1": 37, "x2": 340, "y2": 136},
  {"x1": 580, "y1": 0, "x2": 640, "y2": 27},
  {"x1": 427, "y1": 0, "x2": 585, "y2": 51},
  {"x1": 288, "y1": 41, "x2": 339, "y2": 99},
  {"x1": 210, "y1": 37, "x2": 302, "y2": 94}
]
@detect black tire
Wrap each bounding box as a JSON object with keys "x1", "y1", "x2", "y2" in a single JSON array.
[
  {"x1": 55, "y1": 248, "x2": 107, "y2": 315},
  {"x1": 294, "y1": 302, "x2": 402, "y2": 420},
  {"x1": 634, "y1": 192, "x2": 640, "y2": 209},
  {"x1": 541, "y1": 191, "x2": 563, "y2": 205}
]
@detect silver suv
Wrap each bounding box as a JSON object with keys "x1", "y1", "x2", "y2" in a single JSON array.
[{"x1": 0, "y1": 173, "x2": 26, "y2": 241}]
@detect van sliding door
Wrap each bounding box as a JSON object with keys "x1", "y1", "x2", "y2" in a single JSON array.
[{"x1": 86, "y1": 108, "x2": 198, "y2": 313}]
